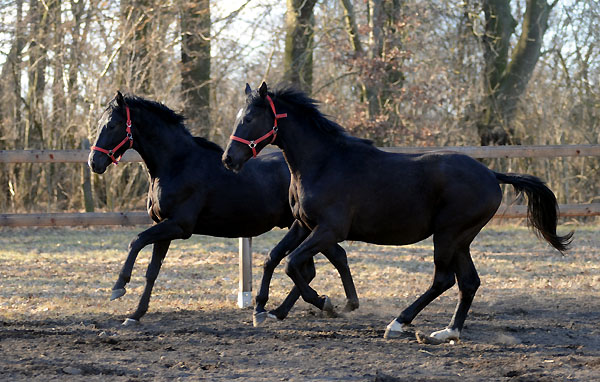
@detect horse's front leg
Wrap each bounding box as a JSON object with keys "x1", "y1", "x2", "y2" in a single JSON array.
[
  {"x1": 111, "y1": 219, "x2": 189, "y2": 301},
  {"x1": 284, "y1": 226, "x2": 338, "y2": 314},
  {"x1": 267, "y1": 258, "x2": 315, "y2": 320},
  {"x1": 268, "y1": 243, "x2": 358, "y2": 320},
  {"x1": 121, "y1": 240, "x2": 170, "y2": 326},
  {"x1": 254, "y1": 220, "x2": 309, "y2": 326}
]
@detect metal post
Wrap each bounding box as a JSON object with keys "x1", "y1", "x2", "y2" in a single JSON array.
[{"x1": 238, "y1": 237, "x2": 253, "y2": 308}]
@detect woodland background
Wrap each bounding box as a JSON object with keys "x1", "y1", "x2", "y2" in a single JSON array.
[{"x1": 0, "y1": 0, "x2": 598, "y2": 213}]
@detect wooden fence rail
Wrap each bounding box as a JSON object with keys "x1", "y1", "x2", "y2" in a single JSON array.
[
  {"x1": 2, "y1": 145, "x2": 598, "y2": 308},
  {"x1": 1, "y1": 144, "x2": 600, "y2": 163},
  {"x1": 1, "y1": 204, "x2": 599, "y2": 227}
]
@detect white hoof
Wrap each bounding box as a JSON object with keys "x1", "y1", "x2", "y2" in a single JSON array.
[
  {"x1": 383, "y1": 319, "x2": 411, "y2": 339},
  {"x1": 430, "y1": 328, "x2": 460, "y2": 342},
  {"x1": 253, "y1": 311, "x2": 269, "y2": 327},
  {"x1": 121, "y1": 318, "x2": 140, "y2": 327}
]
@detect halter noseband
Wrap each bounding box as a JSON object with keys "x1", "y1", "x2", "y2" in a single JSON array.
[
  {"x1": 230, "y1": 95, "x2": 287, "y2": 157},
  {"x1": 91, "y1": 106, "x2": 133, "y2": 165}
]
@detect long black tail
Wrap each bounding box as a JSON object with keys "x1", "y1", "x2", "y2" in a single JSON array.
[{"x1": 495, "y1": 172, "x2": 573, "y2": 253}]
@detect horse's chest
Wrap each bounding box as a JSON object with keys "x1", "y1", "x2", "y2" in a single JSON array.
[
  {"x1": 147, "y1": 179, "x2": 175, "y2": 220},
  {"x1": 290, "y1": 182, "x2": 320, "y2": 227}
]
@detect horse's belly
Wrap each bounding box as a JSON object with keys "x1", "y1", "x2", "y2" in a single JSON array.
[
  {"x1": 347, "y1": 227, "x2": 432, "y2": 246},
  {"x1": 347, "y1": 212, "x2": 433, "y2": 245}
]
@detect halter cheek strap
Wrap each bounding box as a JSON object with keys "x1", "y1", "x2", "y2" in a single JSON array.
[
  {"x1": 91, "y1": 106, "x2": 133, "y2": 165},
  {"x1": 230, "y1": 95, "x2": 287, "y2": 157}
]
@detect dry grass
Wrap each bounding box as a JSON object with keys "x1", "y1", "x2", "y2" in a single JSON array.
[{"x1": 0, "y1": 223, "x2": 598, "y2": 322}]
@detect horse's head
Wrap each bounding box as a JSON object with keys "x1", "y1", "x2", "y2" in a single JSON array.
[
  {"x1": 222, "y1": 82, "x2": 286, "y2": 173},
  {"x1": 88, "y1": 91, "x2": 134, "y2": 174}
]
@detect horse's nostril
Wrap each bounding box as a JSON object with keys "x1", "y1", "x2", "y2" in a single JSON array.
[{"x1": 224, "y1": 155, "x2": 232, "y2": 165}]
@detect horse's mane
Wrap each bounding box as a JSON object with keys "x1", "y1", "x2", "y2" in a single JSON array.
[
  {"x1": 121, "y1": 95, "x2": 223, "y2": 153},
  {"x1": 265, "y1": 87, "x2": 373, "y2": 146}
]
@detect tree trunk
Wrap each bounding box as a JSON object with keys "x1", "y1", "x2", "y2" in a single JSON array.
[
  {"x1": 180, "y1": 0, "x2": 211, "y2": 137},
  {"x1": 118, "y1": 0, "x2": 153, "y2": 93},
  {"x1": 284, "y1": 0, "x2": 317, "y2": 94},
  {"x1": 0, "y1": 0, "x2": 24, "y2": 210},
  {"x1": 478, "y1": 0, "x2": 555, "y2": 145},
  {"x1": 340, "y1": 0, "x2": 405, "y2": 122}
]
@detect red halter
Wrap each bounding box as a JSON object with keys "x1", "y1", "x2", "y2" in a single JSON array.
[
  {"x1": 230, "y1": 95, "x2": 287, "y2": 157},
  {"x1": 91, "y1": 106, "x2": 133, "y2": 165}
]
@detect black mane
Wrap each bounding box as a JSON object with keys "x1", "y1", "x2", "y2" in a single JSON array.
[
  {"x1": 121, "y1": 95, "x2": 223, "y2": 153},
  {"x1": 265, "y1": 87, "x2": 373, "y2": 146}
]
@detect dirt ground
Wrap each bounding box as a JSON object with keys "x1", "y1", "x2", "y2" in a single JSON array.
[{"x1": 1, "y1": 223, "x2": 599, "y2": 381}]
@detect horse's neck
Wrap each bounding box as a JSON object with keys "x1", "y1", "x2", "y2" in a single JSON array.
[
  {"x1": 278, "y1": 118, "x2": 333, "y2": 177},
  {"x1": 132, "y1": 115, "x2": 195, "y2": 177}
]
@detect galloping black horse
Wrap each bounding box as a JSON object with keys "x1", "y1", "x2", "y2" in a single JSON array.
[
  {"x1": 88, "y1": 92, "x2": 359, "y2": 325},
  {"x1": 222, "y1": 82, "x2": 573, "y2": 341}
]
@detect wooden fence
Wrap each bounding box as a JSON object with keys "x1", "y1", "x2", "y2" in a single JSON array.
[{"x1": 2, "y1": 145, "x2": 599, "y2": 308}]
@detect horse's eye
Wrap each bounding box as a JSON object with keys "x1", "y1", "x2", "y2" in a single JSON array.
[{"x1": 243, "y1": 116, "x2": 253, "y2": 124}]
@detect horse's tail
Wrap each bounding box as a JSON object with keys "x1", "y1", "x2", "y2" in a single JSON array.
[{"x1": 494, "y1": 172, "x2": 573, "y2": 253}]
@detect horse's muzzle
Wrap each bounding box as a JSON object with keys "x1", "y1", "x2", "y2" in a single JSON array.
[
  {"x1": 88, "y1": 151, "x2": 108, "y2": 174},
  {"x1": 222, "y1": 154, "x2": 242, "y2": 173}
]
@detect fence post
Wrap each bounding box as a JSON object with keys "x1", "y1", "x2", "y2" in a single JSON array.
[
  {"x1": 81, "y1": 138, "x2": 94, "y2": 212},
  {"x1": 238, "y1": 237, "x2": 252, "y2": 308}
]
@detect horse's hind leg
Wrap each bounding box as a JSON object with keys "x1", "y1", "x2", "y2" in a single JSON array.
[
  {"x1": 122, "y1": 240, "x2": 171, "y2": 326},
  {"x1": 430, "y1": 248, "x2": 480, "y2": 341},
  {"x1": 384, "y1": 234, "x2": 456, "y2": 339}
]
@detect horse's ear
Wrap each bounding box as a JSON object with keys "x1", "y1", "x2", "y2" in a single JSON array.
[
  {"x1": 115, "y1": 91, "x2": 125, "y2": 108},
  {"x1": 245, "y1": 83, "x2": 252, "y2": 96},
  {"x1": 258, "y1": 82, "x2": 268, "y2": 99}
]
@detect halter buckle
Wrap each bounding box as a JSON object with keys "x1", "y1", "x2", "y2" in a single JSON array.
[{"x1": 248, "y1": 141, "x2": 257, "y2": 148}]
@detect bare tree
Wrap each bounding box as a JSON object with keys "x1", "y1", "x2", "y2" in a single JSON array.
[
  {"x1": 476, "y1": 0, "x2": 558, "y2": 145},
  {"x1": 180, "y1": 0, "x2": 211, "y2": 137},
  {"x1": 284, "y1": 0, "x2": 318, "y2": 93}
]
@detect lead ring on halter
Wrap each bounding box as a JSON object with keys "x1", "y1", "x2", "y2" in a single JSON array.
[
  {"x1": 91, "y1": 106, "x2": 133, "y2": 165},
  {"x1": 230, "y1": 95, "x2": 287, "y2": 157}
]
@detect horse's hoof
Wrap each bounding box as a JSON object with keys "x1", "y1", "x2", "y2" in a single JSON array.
[
  {"x1": 122, "y1": 318, "x2": 140, "y2": 327},
  {"x1": 321, "y1": 296, "x2": 337, "y2": 318},
  {"x1": 253, "y1": 311, "x2": 268, "y2": 327},
  {"x1": 429, "y1": 328, "x2": 460, "y2": 342},
  {"x1": 383, "y1": 319, "x2": 412, "y2": 339},
  {"x1": 110, "y1": 288, "x2": 126, "y2": 301},
  {"x1": 343, "y1": 299, "x2": 359, "y2": 312},
  {"x1": 416, "y1": 331, "x2": 445, "y2": 345}
]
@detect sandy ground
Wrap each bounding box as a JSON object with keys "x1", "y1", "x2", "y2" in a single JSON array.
[{"x1": 0, "y1": 223, "x2": 598, "y2": 381}]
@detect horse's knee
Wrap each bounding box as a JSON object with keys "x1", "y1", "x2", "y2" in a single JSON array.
[
  {"x1": 301, "y1": 261, "x2": 316, "y2": 280},
  {"x1": 128, "y1": 237, "x2": 140, "y2": 252},
  {"x1": 284, "y1": 258, "x2": 302, "y2": 277},
  {"x1": 263, "y1": 252, "x2": 282, "y2": 272}
]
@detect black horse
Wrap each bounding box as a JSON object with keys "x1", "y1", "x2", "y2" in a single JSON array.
[
  {"x1": 222, "y1": 82, "x2": 573, "y2": 341},
  {"x1": 88, "y1": 92, "x2": 359, "y2": 325}
]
